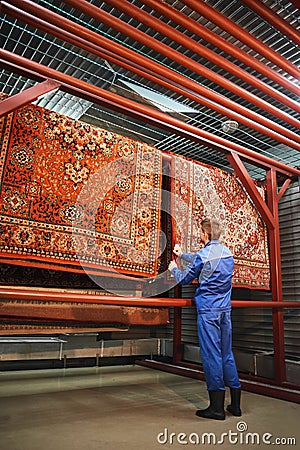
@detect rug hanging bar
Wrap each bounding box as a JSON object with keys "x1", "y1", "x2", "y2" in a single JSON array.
[{"x1": 0, "y1": 287, "x2": 300, "y2": 308}]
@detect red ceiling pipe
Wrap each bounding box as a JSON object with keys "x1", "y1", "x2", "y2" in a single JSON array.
[
  {"x1": 239, "y1": 0, "x2": 300, "y2": 45},
  {"x1": 4, "y1": 1, "x2": 300, "y2": 148},
  {"x1": 4, "y1": 5, "x2": 300, "y2": 154},
  {"x1": 105, "y1": 0, "x2": 300, "y2": 116},
  {"x1": 182, "y1": 0, "x2": 299, "y2": 79},
  {"x1": 227, "y1": 152, "x2": 275, "y2": 229},
  {"x1": 2, "y1": 50, "x2": 300, "y2": 179},
  {"x1": 140, "y1": 0, "x2": 299, "y2": 96},
  {"x1": 62, "y1": 0, "x2": 300, "y2": 135}
]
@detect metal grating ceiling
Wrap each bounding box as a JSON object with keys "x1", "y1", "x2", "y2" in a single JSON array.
[{"x1": 0, "y1": 0, "x2": 299, "y2": 179}]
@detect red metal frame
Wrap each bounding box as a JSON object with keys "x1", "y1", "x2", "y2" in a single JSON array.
[
  {"x1": 227, "y1": 152, "x2": 275, "y2": 229},
  {"x1": 0, "y1": 79, "x2": 60, "y2": 117},
  {"x1": 266, "y1": 169, "x2": 286, "y2": 383},
  {"x1": 0, "y1": 287, "x2": 299, "y2": 309},
  {"x1": 137, "y1": 360, "x2": 300, "y2": 403},
  {"x1": 0, "y1": 0, "x2": 299, "y2": 398},
  {"x1": 3, "y1": 0, "x2": 300, "y2": 148},
  {"x1": 2, "y1": 53, "x2": 300, "y2": 178}
]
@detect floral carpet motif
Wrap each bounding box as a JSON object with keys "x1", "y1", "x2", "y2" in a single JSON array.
[
  {"x1": 0, "y1": 102, "x2": 162, "y2": 277},
  {"x1": 172, "y1": 155, "x2": 270, "y2": 289}
]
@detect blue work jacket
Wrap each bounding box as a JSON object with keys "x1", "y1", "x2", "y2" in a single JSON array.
[{"x1": 171, "y1": 240, "x2": 234, "y2": 313}]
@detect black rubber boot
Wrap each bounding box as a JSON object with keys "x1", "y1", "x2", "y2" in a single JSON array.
[
  {"x1": 227, "y1": 388, "x2": 242, "y2": 416},
  {"x1": 195, "y1": 390, "x2": 225, "y2": 420}
]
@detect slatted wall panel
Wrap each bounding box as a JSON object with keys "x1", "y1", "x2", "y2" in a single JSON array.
[
  {"x1": 279, "y1": 181, "x2": 300, "y2": 359},
  {"x1": 279, "y1": 182, "x2": 300, "y2": 302}
]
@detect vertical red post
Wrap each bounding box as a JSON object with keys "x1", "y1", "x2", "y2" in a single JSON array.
[
  {"x1": 266, "y1": 169, "x2": 286, "y2": 383},
  {"x1": 172, "y1": 307, "x2": 182, "y2": 364},
  {"x1": 173, "y1": 285, "x2": 183, "y2": 364}
]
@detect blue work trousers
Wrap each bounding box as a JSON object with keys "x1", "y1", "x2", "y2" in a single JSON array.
[{"x1": 197, "y1": 310, "x2": 241, "y2": 391}]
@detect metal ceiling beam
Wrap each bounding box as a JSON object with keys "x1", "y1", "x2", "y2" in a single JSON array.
[
  {"x1": 227, "y1": 152, "x2": 275, "y2": 229},
  {"x1": 1, "y1": 51, "x2": 300, "y2": 178},
  {"x1": 140, "y1": 0, "x2": 299, "y2": 96},
  {"x1": 182, "y1": 0, "x2": 299, "y2": 79},
  {"x1": 105, "y1": 0, "x2": 300, "y2": 116},
  {"x1": 60, "y1": 0, "x2": 300, "y2": 145},
  {"x1": 0, "y1": 79, "x2": 60, "y2": 118},
  {"x1": 3, "y1": 0, "x2": 300, "y2": 150},
  {"x1": 239, "y1": 0, "x2": 300, "y2": 45}
]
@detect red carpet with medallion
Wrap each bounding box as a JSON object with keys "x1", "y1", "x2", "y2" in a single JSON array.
[
  {"x1": 0, "y1": 102, "x2": 162, "y2": 278},
  {"x1": 171, "y1": 155, "x2": 270, "y2": 289}
]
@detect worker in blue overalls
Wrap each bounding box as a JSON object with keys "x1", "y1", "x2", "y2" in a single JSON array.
[{"x1": 168, "y1": 218, "x2": 241, "y2": 420}]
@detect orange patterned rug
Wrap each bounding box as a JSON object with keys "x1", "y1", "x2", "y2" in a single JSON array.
[
  {"x1": 0, "y1": 102, "x2": 162, "y2": 277},
  {"x1": 172, "y1": 155, "x2": 270, "y2": 289}
]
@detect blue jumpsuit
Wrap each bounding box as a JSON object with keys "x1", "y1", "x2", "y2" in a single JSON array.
[{"x1": 171, "y1": 240, "x2": 241, "y2": 391}]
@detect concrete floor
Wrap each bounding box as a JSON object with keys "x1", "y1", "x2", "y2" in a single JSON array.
[{"x1": 0, "y1": 364, "x2": 299, "y2": 450}]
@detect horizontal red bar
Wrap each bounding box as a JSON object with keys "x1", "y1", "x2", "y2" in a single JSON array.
[{"x1": 0, "y1": 288, "x2": 299, "y2": 308}]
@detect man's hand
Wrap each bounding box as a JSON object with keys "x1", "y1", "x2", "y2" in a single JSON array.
[
  {"x1": 173, "y1": 244, "x2": 183, "y2": 257},
  {"x1": 168, "y1": 260, "x2": 178, "y2": 272}
]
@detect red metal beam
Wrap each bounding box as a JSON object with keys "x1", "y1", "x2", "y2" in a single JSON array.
[
  {"x1": 182, "y1": 0, "x2": 299, "y2": 79},
  {"x1": 0, "y1": 287, "x2": 299, "y2": 308},
  {"x1": 0, "y1": 79, "x2": 60, "y2": 117},
  {"x1": 105, "y1": 0, "x2": 300, "y2": 117},
  {"x1": 140, "y1": 0, "x2": 299, "y2": 96},
  {"x1": 173, "y1": 307, "x2": 182, "y2": 364},
  {"x1": 277, "y1": 178, "x2": 292, "y2": 203},
  {"x1": 137, "y1": 361, "x2": 300, "y2": 403},
  {"x1": 4, "y1": 1, "x2": 300, "y2": 149},
  {"x1": 59, "y1": 0, "x2": 300, "y2": 145},
  {"x1": 240, "y1": 0, "x2": 300, "y2": 45},
  {"x1": 231, "y1": 301, "x2": 300, "y2": 308},
  {"x1": 266, "y1": 169, "x2": 286, "y2": 384},
  {"x1": 266, "y1": 170, "x2": 284, "y2": 303},
  {"x1": 227, "y1": 152, "x2": 275, "y2": 229},
  {"x1": 0, "y1": 287, "x2": 193, "y2": 307},
  {"x1": 2, "y1": 53, "x2": 300, "y2": 178}
]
